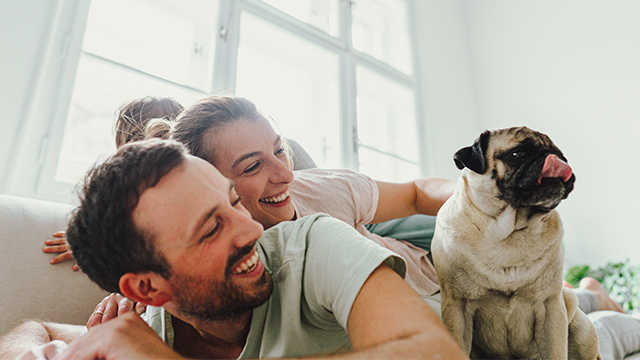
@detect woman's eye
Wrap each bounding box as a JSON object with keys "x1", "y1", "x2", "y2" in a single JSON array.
[
  {"x1": 232, "y1": 197, "x2": 242, "y2": 206},
  {"x1": 275, "y1": 146, "x2": 286, "y2": 156},
  {"x1": 243, "y1": 162, "x2": 261, "y2": 174}
]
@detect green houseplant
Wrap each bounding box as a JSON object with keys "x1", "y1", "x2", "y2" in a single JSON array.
[{"x1": 565, "y1": 259, "x2": 640, "y2": 313}]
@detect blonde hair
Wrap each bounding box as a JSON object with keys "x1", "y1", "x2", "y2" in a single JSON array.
[
  {"x1": 143, "y1": 118, "x2": 174, "y2": 141},
  {"x1": 114, "y1": 96, "x2": 183, "y2": 148}
]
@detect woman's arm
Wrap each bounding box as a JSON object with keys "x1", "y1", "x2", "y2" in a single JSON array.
[{"x1": 372, "y1": 178, "x2": 456, "y2": 224}]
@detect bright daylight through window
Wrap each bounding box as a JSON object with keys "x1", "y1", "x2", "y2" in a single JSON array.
[{"x1": 46, "y1": 0, "x2": 422, "y2": 201}]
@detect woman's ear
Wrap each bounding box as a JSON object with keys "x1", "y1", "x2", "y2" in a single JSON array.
[{"x1": 119, "y1": 273, "x2": 172, "y2": 307}]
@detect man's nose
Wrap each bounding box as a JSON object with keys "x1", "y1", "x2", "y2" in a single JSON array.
[{"x1": 230, "y1": 207, "x2": 264, "y2": 247}]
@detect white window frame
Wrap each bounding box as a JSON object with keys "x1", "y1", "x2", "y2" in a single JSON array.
[{"x1": 7, "y1": 0, "x2": 427, "y2": 204}]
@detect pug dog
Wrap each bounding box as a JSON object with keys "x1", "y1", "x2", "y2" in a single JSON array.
[{"x1": 431, "y1": 126, "x2": 601, "y2": 360}]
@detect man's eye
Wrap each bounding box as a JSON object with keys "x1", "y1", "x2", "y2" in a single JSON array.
[
  {"x1": 232, "y1": 197, "x2": 242, "y2": 206},
  {"x1": 202, "y1": 224, "x2": 219, "y2": 241},
  {"x1": 275, "y1": 147, "x2": 286, "y2": 156}
]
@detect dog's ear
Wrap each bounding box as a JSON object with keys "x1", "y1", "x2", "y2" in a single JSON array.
[{"x1": 454, "y1": 131, "x2": 490, "y2": 174}]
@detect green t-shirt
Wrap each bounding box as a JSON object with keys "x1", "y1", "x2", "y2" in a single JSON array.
[{"x1": 143, "y1": 214, "x2": 406, "y2": 358}]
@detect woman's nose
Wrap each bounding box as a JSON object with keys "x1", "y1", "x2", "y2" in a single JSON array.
[{"x1": 270, "y1": 158, "x2": 294, "y2": 184}]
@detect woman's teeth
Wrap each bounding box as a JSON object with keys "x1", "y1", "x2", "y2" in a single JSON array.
[
  {"x1": 260, "y1": 190, "x2": 289, "y2": 203},
  {"x1": 232, "y1": 252, "x2": 259, "y2": 275}
]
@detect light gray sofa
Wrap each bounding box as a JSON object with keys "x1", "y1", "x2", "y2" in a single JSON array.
[
  {"x1": 0, "y1": 194, "x2": 108, "y2": 336},
  {"x1": 1, "y1": 193, "x2": 639, "y2": 359}
]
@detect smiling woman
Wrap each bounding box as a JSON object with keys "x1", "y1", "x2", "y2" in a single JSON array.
[
  {"x1": 204, "y1": 117, "x2": 297, "y2": 230},
  {"x1": 170, "y1": 96, "x2": 297, "y2": 229}
]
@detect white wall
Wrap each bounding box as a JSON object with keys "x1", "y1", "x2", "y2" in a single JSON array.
[
  {"x1": 413, "y1": 0, "x2": 481, "y2": 181},
  {"x1": 460, "y1": 0, "x2": 640, "y2": 268}
]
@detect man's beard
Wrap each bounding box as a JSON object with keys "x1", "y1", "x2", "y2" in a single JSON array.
[{"x1": 171, "y1": 245, "x2": 274, "y2": 322}]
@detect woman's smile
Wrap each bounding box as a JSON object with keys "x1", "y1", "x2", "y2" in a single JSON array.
[{"x1": 259, "y1": 190, "x2": 290, "y2": 206}]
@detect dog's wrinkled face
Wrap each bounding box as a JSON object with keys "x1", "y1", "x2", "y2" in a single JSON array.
[{"x1": 454, "y1": 126, "x2": 575, "y2": 211}]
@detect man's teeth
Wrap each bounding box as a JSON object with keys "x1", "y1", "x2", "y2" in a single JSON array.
[
  {"x1": 260, "y1": 190, "x2": 289, "y2": 203},
  {"x1": 232, "y1": 252, "x2": 259, "y2": 275}
]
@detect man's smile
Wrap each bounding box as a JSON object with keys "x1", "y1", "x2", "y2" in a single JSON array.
[{"x1": 231, "y1": 248, "x2": 263, "y2": 276}]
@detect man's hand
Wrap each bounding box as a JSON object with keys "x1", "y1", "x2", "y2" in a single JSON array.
[
  {"x1": 87, "y1": 293, "x2": 146, "y2": 328},
  {"x1": 55, "y1": 313, "x2": 183, "y2": 360},
  {"x1": 0, "y1": 321, "x2": 84, "y2": 360}
]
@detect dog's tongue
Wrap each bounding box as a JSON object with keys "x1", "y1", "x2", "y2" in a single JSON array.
[{"x1": 536, "y1": 154, "x2": 572, "y2": 185}]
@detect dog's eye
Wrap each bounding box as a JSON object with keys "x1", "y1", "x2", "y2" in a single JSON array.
[{"x1": 511, "y1": 151, "x2": 526, "y2": 159}]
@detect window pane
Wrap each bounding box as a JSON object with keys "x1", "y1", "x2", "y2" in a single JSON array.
[
  {"x1": 351, "y1": 0, "x2": 412, "y2": 74},
  {"x1": 83, "y1": 0, "x2": 218, "y2": 90},
  {"x1": 54, "y1": 54, "x2": 205, "y2": 184},
  {"x1": 261, "y1": 0, "x2": 340, "y2": 37},
  {"x1": 236, "y1": 12, "x2": 341, "y2": 169},
  {"x1": 356, "y1": 65, "x2": 419, "y2": 166},
  {"x1": 358, "y1": 147, "x2": 420, "y2": 182}
]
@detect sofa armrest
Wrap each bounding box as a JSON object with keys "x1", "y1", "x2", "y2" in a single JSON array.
[{"x1": 0, "y1": 194, "x2": 108, "y2": 335}]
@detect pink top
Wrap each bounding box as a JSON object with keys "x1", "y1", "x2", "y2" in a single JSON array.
[{"x1": 290, "y1": 168, "x2": 440, "y2": 298}]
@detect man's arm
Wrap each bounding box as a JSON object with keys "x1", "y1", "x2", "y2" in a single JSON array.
[
  {"x1": 49, "y1": 264, "x2": 466, "y2": 360},
  {"x1": 51, "y1": 313, "x2": 183, "y2": 360},
  {"x1": 342, "y1": 263, "x2": 467, "y2": 359},
  {"x1": 0, "y1": 321, "x2": 84, "y2": 359}
]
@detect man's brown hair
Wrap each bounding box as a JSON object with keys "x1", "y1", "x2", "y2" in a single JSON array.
[{"x1": 67, "y1": 139, "x2": 186, "y2": 293}]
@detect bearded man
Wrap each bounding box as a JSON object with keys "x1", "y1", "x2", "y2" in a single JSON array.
[{"x1": 4, "y1": 139, "x2": 465, "y2": 360}]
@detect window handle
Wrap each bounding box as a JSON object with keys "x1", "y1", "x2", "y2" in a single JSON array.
[
  {"x1": 219, "y1": 26, "x2": 229, "y2": 41},
  {"x1": 352, "y1": 126, "x2": 361, "y2": 152},
  {"x1": 194, "y1": 42, "x2": 204, "y2": 56}
]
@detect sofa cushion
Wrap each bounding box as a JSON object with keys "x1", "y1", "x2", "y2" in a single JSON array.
[{"x1": 0, "y1": 194, "x2": 108, "y2": 335}]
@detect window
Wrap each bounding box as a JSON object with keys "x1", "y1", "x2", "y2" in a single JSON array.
[
  {"x1": 31, "y1": 0, "x2": 423, "y2": 202},
  {"x1": 261, "y1": 0, "x2": 340, "y2": 36},
  {"x1": 356, "y1": 65, "x2": 420, "y2": 181},
  {"x1": 351, "y1": 0, "x2": 412, "y2": 74},
  {"x1": 235, "y1": 12, "x2": 341, "y2": 169},
  {"x1": 53, "y1": 0, "x2": 216, "y2": 184}
]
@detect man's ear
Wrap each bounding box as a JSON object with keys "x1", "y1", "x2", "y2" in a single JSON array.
[
  {"x1": 119, "y1": 273, "x2": 172, "y2": 307},
  {"x1": 453, "y1": 131, "x2": 490, "y2": 174}
]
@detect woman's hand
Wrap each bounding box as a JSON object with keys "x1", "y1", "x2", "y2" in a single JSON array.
[
  {"x1": 42, "y1": 232, "x2": 78, "y2": 271},
  {"x1": 87, "y1": 293, "x2": 147, "y2": 329}
]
